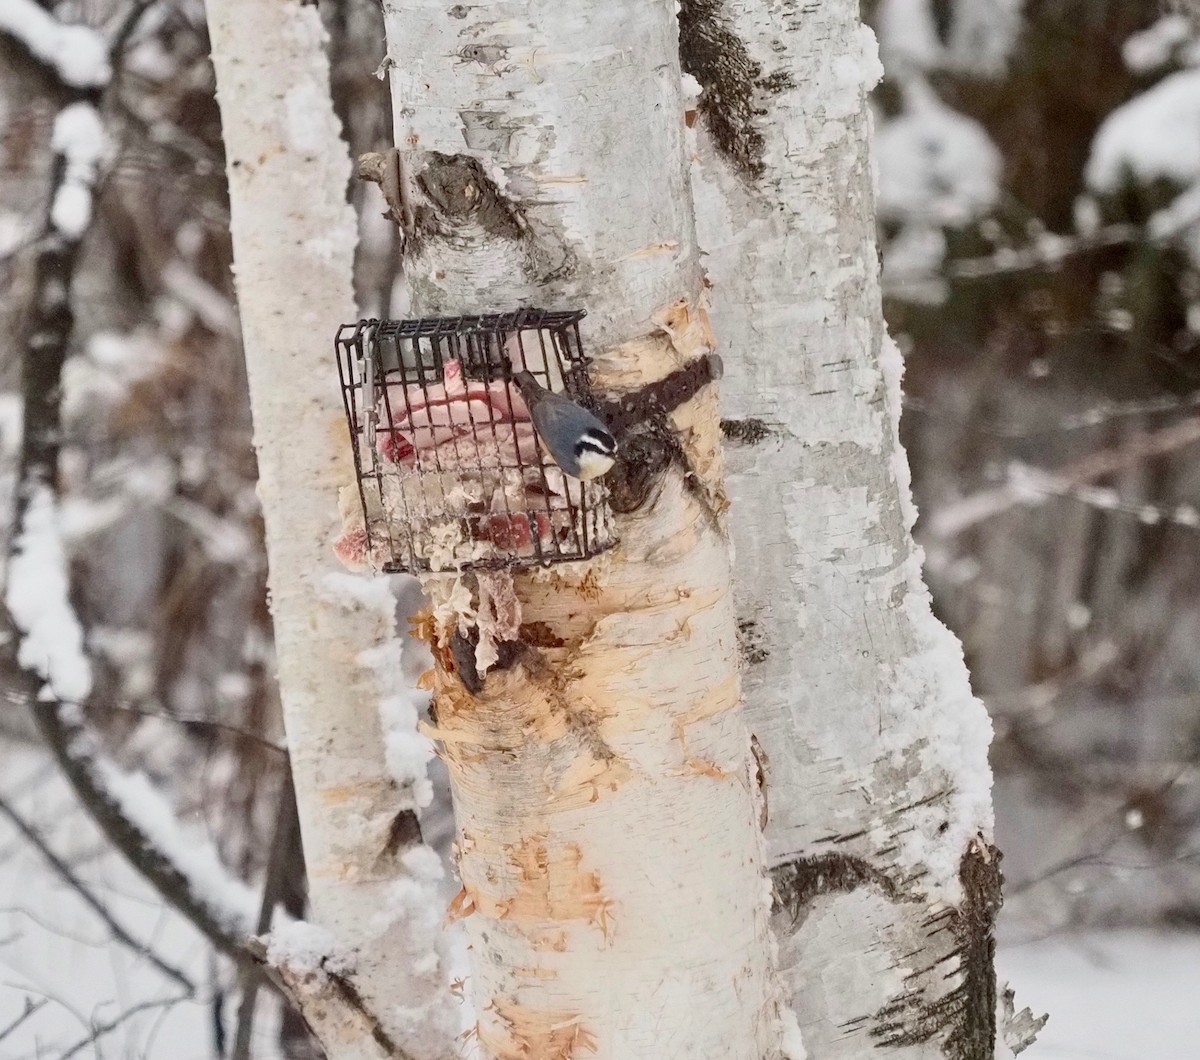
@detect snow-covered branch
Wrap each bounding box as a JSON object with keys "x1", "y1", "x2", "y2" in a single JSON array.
[
  {"x1": 1, "y1": 0, "x2": 271, "y2": 985},
  {"x1": 248, "y1": 928, "x2": 420, "y2": 1060},
  {"x1": 0, "y1": 0, "x2": 111, "y2": 89},
  {"x1": 47, "y1": 103, "x2": 108, "y2": 242},
  {"x1": 0, "y1": 614, "x2": 262, "y2": 960}
]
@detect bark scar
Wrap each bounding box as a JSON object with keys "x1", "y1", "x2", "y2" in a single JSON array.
[
  {"x1": 678, "y1": 0, "x2": 767, "y2": 178},
  {"x1": 598, "y1": 354, "x2": 725, "y2": 523},
  {"x1": 772, "y1": 839, "x2": 1040, "y2": 1059}
]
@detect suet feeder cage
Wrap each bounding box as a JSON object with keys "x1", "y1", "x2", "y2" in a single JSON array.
[{"x1": 335, "y1": 308, "x2": 618, "y2": 574}]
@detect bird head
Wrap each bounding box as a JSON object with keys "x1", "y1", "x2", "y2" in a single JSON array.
[{"x1": 573, "y1": 425, "x2": 618, "y2": 480}]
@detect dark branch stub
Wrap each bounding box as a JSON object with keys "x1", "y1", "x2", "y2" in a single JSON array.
[{"x1": 721, "y1": 417, "x2": 774, "y2": 445}]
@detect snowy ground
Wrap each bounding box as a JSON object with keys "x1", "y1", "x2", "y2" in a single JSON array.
[
  {"x1": 1, "y1": 743, "x2": 1197, "y2": 1058},
  {"x1": 998, "y1": 931, "x2": 1200, "y2": 1060}
]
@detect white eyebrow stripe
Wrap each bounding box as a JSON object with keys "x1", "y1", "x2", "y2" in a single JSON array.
[{"x1": 577, "y1": 433, "x2": 617, "y2": 454}]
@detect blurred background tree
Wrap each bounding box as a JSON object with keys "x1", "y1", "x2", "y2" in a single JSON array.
[{"x1": 871, "y1": 0, "x2": 1200, "y2": 938}]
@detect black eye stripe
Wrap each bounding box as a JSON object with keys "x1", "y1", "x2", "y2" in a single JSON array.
[{"x1": 575, "y1": 432, "x2": 617, "y2": 456}]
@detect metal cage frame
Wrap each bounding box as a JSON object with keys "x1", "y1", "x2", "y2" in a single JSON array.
[{"x1": 334, "y1": 308, "x2": 617, "y2": 574}]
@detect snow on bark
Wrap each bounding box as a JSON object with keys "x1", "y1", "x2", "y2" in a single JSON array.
[
  {"x1": 382, "y1": 1, "x2": 781, "y2": 1056},
  {"x1": 93, "y1": 760, "x2": 262, "y2": 933},
  {"x1": 204, "y1": 2, "x2": 456, "y2": 1055},
  {"x1": 5, "y1": 485, "x2": 92, "y2": 702},
  {"x1": 682, "y1": 0, "x2": 1023, "y2": 1056},
  {"x1": 49, "y1": 103, "x2": 109, "y2": 240},
  {"x1": 0, "y1": 0, "x2": 111, "y2": 88}
]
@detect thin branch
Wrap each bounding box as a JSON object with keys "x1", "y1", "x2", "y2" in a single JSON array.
[
  {"x1": 0, "y1": 791, "x2": 194, "y2": 993},
  {"x1": 231, "y1": 773, "x2": 300, "y2": 1060},
  {"x1": 903, "y1": 388, "x2": 1200, "y2": 441},
  {"x1": 930, "y1": 417, "x2": 1200, "y2": 539},
  {"x1": 108, "y1": 0, "x2": 159, "y2": 60},
  {"x1": 104, "y1": 703, "x2": 286, "y2": 754},
  {"x1": 886, "y1": 223, "x2": 1140, "y2": 291},
  {"x1": 57, "y1": 994, "x2": 188, "y2": 1060},
  {"x1": 0, "y1": 998, "x2": 48, "y2": 1044}
]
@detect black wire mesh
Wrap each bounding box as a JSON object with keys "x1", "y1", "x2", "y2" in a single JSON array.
[{"x1": 334, "y1": 308, "x2": 618, "y2": 574}]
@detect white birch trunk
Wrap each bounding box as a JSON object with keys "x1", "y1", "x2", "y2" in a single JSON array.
[
  {"x1": 205, "y1": 3, "x2": 457, "y2": 1055},
  {"x1": 680, "y1": 1, "x2": 1024, "y2": 1056},
  {"x1": 381, "y1": 1, "x2": 781, "y2": 1056}
]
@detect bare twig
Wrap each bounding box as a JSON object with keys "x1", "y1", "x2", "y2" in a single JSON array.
[
  {"x1": 230, "y1": 773, "x2": 300, "y2": 1060},
  {"x1": 931, "y1": 417, "x2": 1200, "y2": 539},
  {"x1": 104, "y1": 702, "x2": 286, "y2": 754},
  {"x1": 57, "y1": 994, "x2": 189, "y2": 1060},
  {"x1": 0, "y1": 791, "x2": 194, "y2": 992},
  {"x1": 0, "y1": 998, "x2": 48, "y2": 1044},
  {"x1": 109, "y1": 0, "x2": 159, "y2": 60}
]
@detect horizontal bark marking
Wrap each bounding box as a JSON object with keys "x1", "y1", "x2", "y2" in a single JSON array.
[
  {"x1": 772, "y1": 853, "x2": 906, "y2": 928},
  {"x1": 720, "y1": 417, "x2": 775, "y2": 445}
]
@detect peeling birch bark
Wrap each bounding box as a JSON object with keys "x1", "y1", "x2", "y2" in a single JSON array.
[
  {"x1": 381, "y1": 2, "x2": 780, "y2": 1056},
  {"x1": 205, "y1": 3, "x2": 456, "y2": 1055},
  {"x1": 680, "y1": 1, "x2": 1036, "y2": 1057}
]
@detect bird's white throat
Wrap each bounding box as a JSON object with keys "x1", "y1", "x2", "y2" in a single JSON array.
[{"x1": 575, "y1": 450, "x2": 616, "y2": 480}]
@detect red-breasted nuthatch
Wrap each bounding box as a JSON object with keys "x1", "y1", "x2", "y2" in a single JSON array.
[{"x1": 512, "y1": 370, "x2": 618, "y2": 480}]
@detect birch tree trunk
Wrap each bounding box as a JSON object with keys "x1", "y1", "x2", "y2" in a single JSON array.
[
  {"x1": 679, "y1": 2, "x2": 1034, "y2": 1056},
  {"x1": 205, "y1": 3, "x2": 457, "y2": 1055},
  {"x1": 380, "y1": 1, "x2": 781, "y2": 1056}
]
